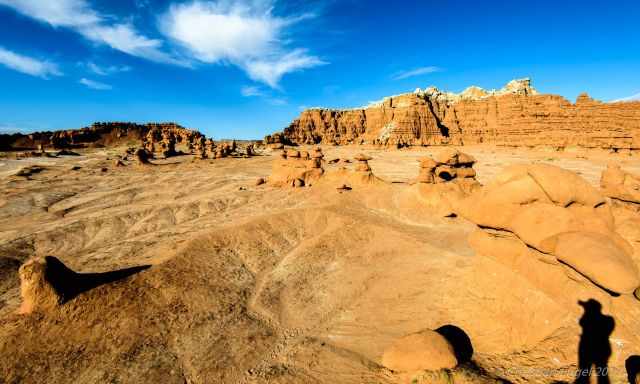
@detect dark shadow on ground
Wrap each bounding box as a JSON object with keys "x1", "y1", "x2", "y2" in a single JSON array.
[
  {"x1": 626, "y1": 355, "x2": 640, "y2": 384},
  {"x1": 45, "y1": 256, "x2": 150, "y2": 303},
  {"x1": 435, "y1": 324, "x2": 473, "y2": 364}
]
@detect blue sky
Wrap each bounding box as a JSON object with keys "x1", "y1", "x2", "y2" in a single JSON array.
[{"x1": 0, "y1": 0, "x2": 639, "y2": 139}]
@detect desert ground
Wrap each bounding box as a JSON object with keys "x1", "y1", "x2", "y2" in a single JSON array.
[{"x1": 1, "y1": 146, "x2": 639, "y2": 383}]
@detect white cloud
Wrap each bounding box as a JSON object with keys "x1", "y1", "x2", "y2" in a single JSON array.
[
  {"x1": 0, "y1": 0, "x2": 182, "y2": 65},
  {"x1": 0, "y1": 0, "x2": 99, "y2": 27},
  {"x1": 0, "y1": 46, "x2": 62, "y2": 78},
  {"x1": 79, "y1": 77, "x2": 112, "y2": 90},
  {"x1": 267, "y1": 97, "x2": 287, "y2": 106},
  {"x1": 160, "y1": 0, "x2": 325, "y2": 87},
  {"x1": 0, "y1": 123, "x2": 25, "y2": 133},
  {"x1": 243, "y1": 49, "x2": 325, "y2": 88},
  {"x1": 85, "y1": 61, "x2": 131, "y2": 76},
  {"x1": 241, "y1": 85, "x2": 262, "y2": 97},
  {"x1": 611, "y1": 92, "x2": 640, "y2": 103},
  {"x1": 392, "y1": 66, "x2": 441, "y2": 80}
]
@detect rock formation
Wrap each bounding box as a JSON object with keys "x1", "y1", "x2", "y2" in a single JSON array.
[
  {"x1": 381, "y1": 329, "x2": 458, "y2": 372},
  {"x1": 205, "y1": 139, "x2": 216, "y2": 158},
  {"x1": 601, "y1": 164, "x2": 640, "y2": 206},
  {"x1": 601, "y1": 165, "x2": 640, "y2": 262},
  {"x1": 134, "y1": 148, "x2": 151, "y2": 165},
  {"x1": 459, "y1": 164, "x2": 640, "y2": 294},
  {"x1": 408, "y1": 149, "x2": 481, "y2": 216},
  {"x1": 194, "y1": 137, "x2": 207, "y2": 159},
  {"x1": 1, "y1": 122, "x2": 204, "y2": 152},
  {"x1": 267, "y1": 148, "x2": 325, "y2": 187},
  {"x1": 18, "y1": 256, "x2": 149, "y2": 314},
  {"x1": 275, "y1": 79, "x2": 640, "y2": 152}
]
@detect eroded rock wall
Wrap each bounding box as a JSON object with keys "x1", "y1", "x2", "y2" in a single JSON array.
[
  {"x1": 0, "y1": 122, "x2": 204, "y2": 151},
  {"x1": 278, "y1": 80, "x2": 640, "y2": 151}
]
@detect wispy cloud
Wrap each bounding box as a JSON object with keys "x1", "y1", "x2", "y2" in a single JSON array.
[
  {"x1": 268, "y1": 98, "x2": 287, "y2": 106},
  {"x1": 160, "y1": 0, "x2": 326, "y2": 87},
  {"x1": 84, "y1": 61, "x2": 131, "y2": 76},
  {"x1": 391, "y1": 66, "x2": 441, "y2": 80},
  {"x1": 241, "y1": 85, "x2": 263, "y2": 97},
  {"x1": 0, "y1": 0, "x2": 183, "y2": 65},
  {"x1": 611, "y1": 92, "x2": 640, "y2": 103},
  {"x1": 0, "y1": 46, "x2": 62, "y2": 78},
  {"x1": 79, "y1": 77, "x2": 112, "y2": 90},
  {"x1": 0, "y1": 123, "x2": 25, "y2": 134}
]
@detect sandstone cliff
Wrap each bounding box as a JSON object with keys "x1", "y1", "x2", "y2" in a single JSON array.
[
  {"x1": 275, "y1": 79, "x2": 640, "y2": 152},
  {"x1": 0, "y1": 122, "x2": 203, "y2": 151}
]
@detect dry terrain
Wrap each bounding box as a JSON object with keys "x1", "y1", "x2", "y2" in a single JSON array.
[{"x1": 1, "y1": 146, "x2": 639, "y2": 383}]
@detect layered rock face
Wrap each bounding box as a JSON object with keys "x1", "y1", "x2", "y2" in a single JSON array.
[
  {"x1": 0, "y1": 122, "x2": 204, "y2": 151},
  {"x1": 277, "y1": 79, "x2": 640, "y2": 151}
]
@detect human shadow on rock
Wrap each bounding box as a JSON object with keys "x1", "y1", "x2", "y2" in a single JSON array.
[
  {"x1": 575, "y1": 299, "x2": 614, "y2": 384},
  {"x1": 626, "y1": 355, "x2": 640, "y2": 384}
]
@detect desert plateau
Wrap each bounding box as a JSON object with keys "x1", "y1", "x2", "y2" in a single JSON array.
[{"x1": 2, "y1": 77, "x2": 640, "y2": 384}]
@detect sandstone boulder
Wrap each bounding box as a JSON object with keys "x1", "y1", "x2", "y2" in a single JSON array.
[
  {"x1": 540, "y1": 231, "x2": 640, "y2": 294},
  {"x1": 18, "y1": 257, "x2": 64, "y2": 314},
  {"x1": 601, "y1": 164, "x2": 640, "y2": 204},
  {"x1": 381, "y1": 330, "x2": 458, "y2": 372},
  {"x1": 459, "y1": 164, "x2": 640, "y2": 295}
]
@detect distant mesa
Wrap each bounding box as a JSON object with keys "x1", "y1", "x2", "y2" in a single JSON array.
[
  {"x1": 269, "y1": 78, "x2": 640, "y2": 153},
  {"x1": 0, "y1": 122, "x2": 204, "y2": 152}
]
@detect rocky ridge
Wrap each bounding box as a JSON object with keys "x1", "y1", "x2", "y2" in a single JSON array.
[
  {"x1": 0, "y1": 122, "x2": 204, "y2": 151},
  {"x1": 274, "y1": 78, "x2": 640, "y2": 151}
]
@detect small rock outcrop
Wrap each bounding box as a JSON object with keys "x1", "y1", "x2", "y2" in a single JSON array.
[
  {"x1": 267, "y1": 148, "x2": 325, "y2": 187},
  {"x1": 410, "y1": 149, "x2": 481, "y2": 216},
  {"x1": 459, "y1": 164, "x2": 640, "y2": 295},
  {"x1": 418, "y1": 148, "x2": 479, "y2": 193},
  {"x1": 381, "y1": 329, "x2": 458, "y2": 372},
  {"x1": 601, "y1": 164, "x2": 640, "y2": 206},
  {"x1": 18, "y1": 256, "x2": 150, "y2": 314},
  {"x1": 601, "y1": 164, "x2": 640, "y2": 260},
  {"x1": 134, "y1": 148, "x2": 151, "y2": 165}
]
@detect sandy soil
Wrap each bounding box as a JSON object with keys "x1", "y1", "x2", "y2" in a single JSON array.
[{"x1": 0, "y1": 146, "x2": 638, "y2": 383}]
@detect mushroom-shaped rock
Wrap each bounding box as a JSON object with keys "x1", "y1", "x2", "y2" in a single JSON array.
[
  {"x1": 434, "y1": 165, "x2": 457, "y2": 182},
  {"x1": 354, "y1": 153, "x2": 373, "y2": 172},
  {"x1": 419, "y1": 157, "x2": 438, "y2": 170},
  {"x1": 434, "y1": 148, "x2": 461, "y2": 165},
  {"x1": 382, "y1": 330, "x2": 458, "y2": 372},
  {"x1": 457, "y1": 152, "x2": 477, "y2": 166},
  {"x1": 354, "y1": 153, "x2": 372, "y2": 162},
  {"x1": 287, "y1": 150, "x2": 300, "y2": 158}
]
